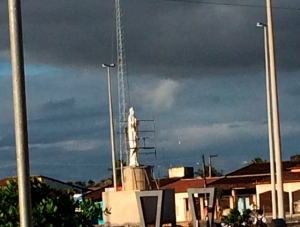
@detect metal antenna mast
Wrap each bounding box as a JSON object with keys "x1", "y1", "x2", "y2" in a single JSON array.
[{"x1": 115, "y1": 0, "x2": 129, "y2": 166}]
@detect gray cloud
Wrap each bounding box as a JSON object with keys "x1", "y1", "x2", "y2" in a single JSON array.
[
  {"x1": 41, "y1": 97, "x2": 76, "y2": 113},
  {"x1": 1, "y1": 0, "x2": 299, "y2": 77},
  {"x1": 30, "y1": 107, "x2": 104, "y2": 124},
  {"x1": 0, "y1": 145, "x2": 113, "y2": 182},
  {"x1": 1, "y1": 0, "x2": 300, "y2": 182}
]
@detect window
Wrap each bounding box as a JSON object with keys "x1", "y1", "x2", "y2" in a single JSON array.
[{"x1": 185, "y1": 198, "x2": 189, "y2": 211}]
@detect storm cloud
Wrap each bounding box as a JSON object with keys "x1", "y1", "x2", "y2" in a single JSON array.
[
  {"x1": 0, "y1": 0, "x2": 299, "y2": 181},
  {"x1": 1, "y1": 0, "x2": 299, "y2": 74}
]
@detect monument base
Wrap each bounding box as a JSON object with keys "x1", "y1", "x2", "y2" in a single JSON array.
[
  {"x1": 102, "y1": 190, "x2": 140, "y2": 226},
  {"x1": 123, "y1": 165, "x2": 155, "y2": 191},
  {"x1": 102, "y1": 189, "x2": 176, "y2": 227}
]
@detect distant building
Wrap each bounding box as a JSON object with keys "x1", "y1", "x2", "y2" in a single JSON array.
[
  {"x1": 158, "y1": 161, "x2": 300, "y2": 226},
  {"x1": 209, "y1": 161, "x2": 300, "y2": 217},
  {"x1": 161, "y1": 177, "x2": 220, "y2": 225},
  {"x1": 168, "y1": 166, "x2": 194, "y2": 178},
  {"x1": 0, "y1": 175, "x2": 89, "y2": 194}
]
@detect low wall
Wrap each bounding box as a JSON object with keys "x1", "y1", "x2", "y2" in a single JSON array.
[{"x1": 102, "y1": 190, "x2": 140, "y2": 226}]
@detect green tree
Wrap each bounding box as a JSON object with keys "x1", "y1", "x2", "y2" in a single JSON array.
[
  {"x1": 251, "y1": 157, "x2": 267, "y2": 163},
  {"x1": 221, "y1": 208, "x2": 252, "y2": 226},
  {"x1": 290, "y1": 155, "x2": 300, "y2": 161},
  {"x1": 74, "y1": 181, "x2": 87, "y2": 187},
  {"x1": 195, "y1": 165, "x2": 223, "y2": 177},
  {"x1": 0, "y1": 178, "x2": 101, "y2": 227},
  {"x1": 87, "y1": 180, "x2": 95, "y2": 187}
]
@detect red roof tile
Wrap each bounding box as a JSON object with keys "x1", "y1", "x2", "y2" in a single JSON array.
[
  {"x1": 84, "y1": 182, "x2": 113, "y2": 201},
  {"x1": 256, "y1": 171, "x2": 300, "y2": 184},
  {"x1": 290, "y1": 163, "x2": 300, "y2": 169},
  {"x1": 0, "y1": 177, "x2": 12, "y2": 187},
  {"x1": 227, "y1": 161, "x2": 300, "y2": 176},
  {"x1": 156, "y1": 177, "x2": 182, "y2": 188},
  {"x1": 161, "y1": 178, "x2": 220, "y2": 193},
  {"x1": 209, "y1": 176, "x2": 266, "y2": 189},
  {"x1": 84, "y1": 188, "x2": 107, "y2": 201},
  {"x1": 209, "y1": 161, "x2": 300, "y2": 189}
]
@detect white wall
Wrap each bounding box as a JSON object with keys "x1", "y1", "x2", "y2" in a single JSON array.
[
  {"x1": 175, "y1": 192, "x2": 189, "y2": 222},
  {"x1": 102, "y1": 190, "x2": 140, "y2": 225},
  {"x1": 256, "y1": 182, "x2": 300, "y2": 216},
  {"x1": 169, "y1": 167, "x2": 186, "y2": 178},
  {"x1": 174, "y1": 192, "x2": 211, "y2": 222},
  {"x1": 256, "y1": 182, "x2": 300, "y2": 195}
]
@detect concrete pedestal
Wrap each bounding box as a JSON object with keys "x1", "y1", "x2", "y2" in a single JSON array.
[
  {"x1": 102, "y1": 189, "x2": 176, "y2": 227},
  {"x1": 102, "y1": 190, "x2": 140, "y2": 226},
  {"x1": 123, "y1": 165, "x2": 154, "y2": 191},
  {"x1": 101, "y1": 165, "x2": 157, "y2": 226}
]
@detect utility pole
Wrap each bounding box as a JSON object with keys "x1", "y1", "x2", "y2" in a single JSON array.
[
  {"x1": 202, "y1": 154, "x2": 207, "y2": 188},
  {"x1": 208, "y1": 154, "x2": 218, "y2": 178},
  {"x1": 266, "y1": 0, "x2": 284, "y2": 219},
  {"x1": 8, "y1": 0, "x2": 32, "y2": 226},
  {"x1": 202, "y1": 154, "x2": 209, "y2": 227},
  {"x1": 102, "y1": 63, "x2": 117, "y2": 192},
  {"x1": 256, "y1": 22, "x2": 277, "y2": 219}
]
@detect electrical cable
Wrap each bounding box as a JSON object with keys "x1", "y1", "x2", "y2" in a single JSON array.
[{"x1": 154, "y1": 0, "x2": 300, "y2": 11}]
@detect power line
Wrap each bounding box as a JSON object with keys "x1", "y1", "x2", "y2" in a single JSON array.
[{"x1": 156, "y1": 0, "x2": 300, "y2": 11}]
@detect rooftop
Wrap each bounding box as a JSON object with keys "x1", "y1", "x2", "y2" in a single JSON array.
[
  {"x1": 209, "y1": 161, "x2": 300, "y2": 190},
  {"x1": 227, "y1": 161, "x2": 300, "y2": 176},
  {"x1": 161, "y1": 177, "x2": 219, "y2": 193}
]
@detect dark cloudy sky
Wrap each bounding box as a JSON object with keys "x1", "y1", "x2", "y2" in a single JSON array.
[{"x1": 0, "y1": 0, "x2": 299, "y2": 182}]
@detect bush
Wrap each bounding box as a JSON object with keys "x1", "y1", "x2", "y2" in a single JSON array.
[
  {"x1": 221, "y1": 208, "x2": 252, "y2": 227},
  {"x1": 0, "y1": 178, "x2": 101, "y2": 227}
]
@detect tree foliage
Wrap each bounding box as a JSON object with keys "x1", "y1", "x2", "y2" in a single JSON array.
[
  {"x1": 221, "y1": 208, "x2": 252, "y2": 226},
  {"x1": 290, "y1": 154, "x2": 300, "y2": 161},
  {"x1": 251, "y1": 157, "x2": 267, "y2": 163},
  {"x1": 195, "y1": 165, "x2": 223, "y2": 178},
  {"x1": 68, "y1": 180, "x2": 96, "y2": 188},
  {"x1": 73, "y1": 181, "x2": 87, "y2": 187},
  {"x1": 0, "y1": 178, "x2": 101, "y2": 227},
  {"x1": 87, "y1": 180, "x2": 95, "y2": 187}
]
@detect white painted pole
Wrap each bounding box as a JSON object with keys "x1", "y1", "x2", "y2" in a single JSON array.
[
  {"x1": 266, "y1": 0, "x2": 285, "y2": 219},
  {"x1": 107, "y1": 67, "x2": 117, "y2": 191},
  {"x1": 263, "y1": 25, "x2": 277, "y2": 219},
  {"x1": 103, "y1": 63, "x2": 117, "y2": 191}
]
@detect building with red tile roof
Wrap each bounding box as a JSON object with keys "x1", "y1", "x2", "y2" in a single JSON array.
[
  {"x1": 209, "y1": 161, "x2": 300, "y2": 217},
  {"x1": 156, "y1": 161, "x2": 300, "y2": 226},
  {"x1": 161, "y1": 177, "x2": 219, "y2": 193},
  {"x1": 159, "y1": 176, "x2": 221, "y2": 224}
]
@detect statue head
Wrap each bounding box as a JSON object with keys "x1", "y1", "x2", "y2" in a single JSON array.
[{"x1": 129, "y1": 107, "x2": 134, "y2": 116}]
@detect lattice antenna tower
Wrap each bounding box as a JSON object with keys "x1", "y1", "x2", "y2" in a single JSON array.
[{"x1": 115, "y1": 0, "x2": 129, "y2": 165}]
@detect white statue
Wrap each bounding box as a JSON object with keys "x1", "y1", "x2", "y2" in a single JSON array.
[{"x1": 127, "y1": 107, "x2": 139, "y2": 167}]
